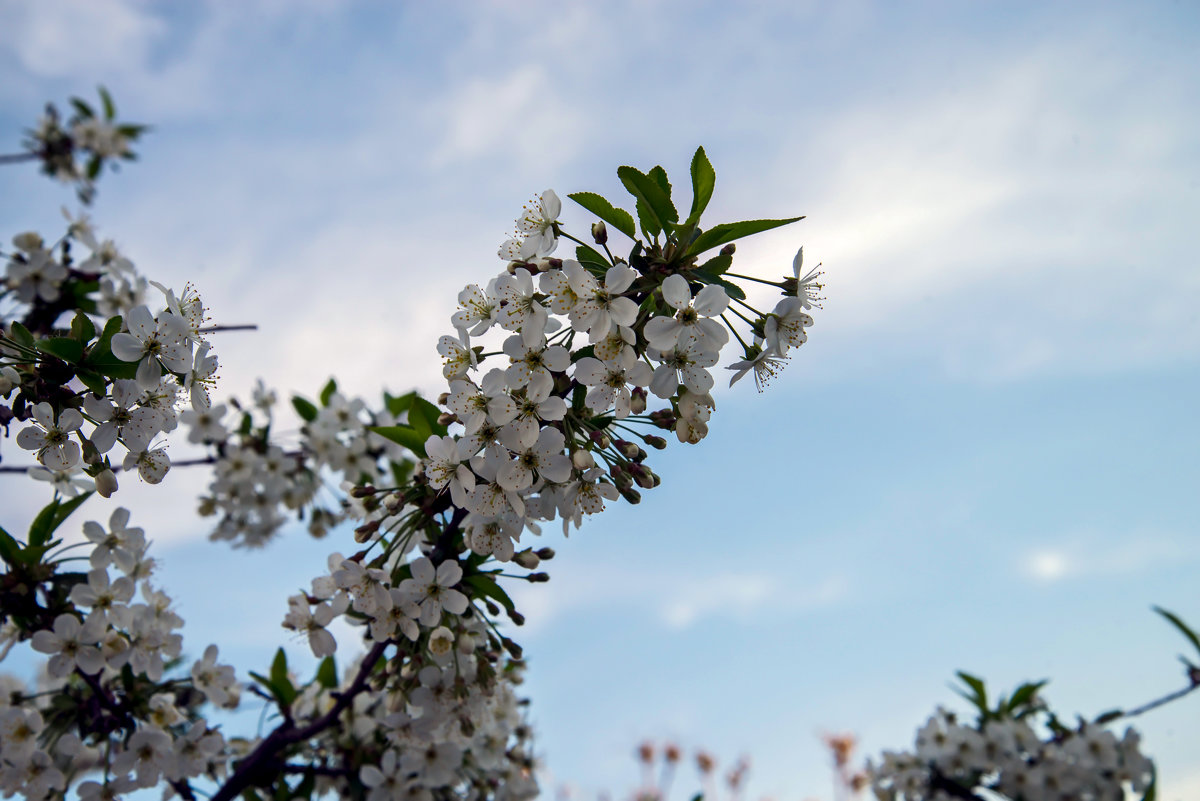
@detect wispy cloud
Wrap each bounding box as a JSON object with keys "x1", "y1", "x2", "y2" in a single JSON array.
[{"x1": 1020, "y1": 531, "x2": 1200, "y2": 583}]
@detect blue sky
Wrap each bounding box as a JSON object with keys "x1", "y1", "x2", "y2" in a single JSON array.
[{"x1": 1, "y1": 1, "x2": 1198, "y2": 798}]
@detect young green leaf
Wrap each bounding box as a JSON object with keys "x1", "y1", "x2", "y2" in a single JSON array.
[
  {"x1": 98, "y1": 86, "x2": 116, "y2": 120},
  {"x1": 36, "y1": 338, "x2": 84, "y2": 364},
  {"x1": 70, "y1": 312, "x2": 96, "y2": 344},
  {"x1": 291, "y1": 396, "x2": 318, "y2": 423},
  {"x1": 617, "y1": 166, "x2": 679, "y2": 235},
  {"x1": 687, "y1": 216, "x2": 805, "y2": 257},
  {"x1": 952, "y1": 671, "x2": 989, "y2": 718},
  {"x1": 686, "y1": 146, "x2": 716, "y2": 226},
  {"x1": 28, "y1": 493, "x2": 93, "y2": 549},
  {"x1": 9, "y1": 321, "x2": 35, "y2": 347},
  {"x1": 368, "y1": 425, "x2": 427, "y2": 457},
  {"x1": 0, "y1": 526, "x2": 23, "y2": 567},
  {"x1": 464, "y1": 574, "x2": 517, "y2": 613},
  {"x1": 568, "y1": 192, "x2": 637, "y2": 240},
  {"x1": 319, "y1": 378, "x2": 338, "y2": 407},
  {"x1": 575, "y1": 244, "x2": 610, "y2": 272},
  {"x1": 1153, "y1": 606, "x2": 1200, "y2": 660}
]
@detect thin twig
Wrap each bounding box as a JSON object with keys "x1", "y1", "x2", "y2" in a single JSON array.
[
  {"x1": 1118, "y1": 676, "x2": 1200, "y2": 720},
  {"x1": 0, "y1": 152, "x2": 39, "y2": 165},
  {"x1": 0, "y1": 456, "x2": 217, "y2": 475},
  {"x1": 198, "y1": 324, "x2": 258, "y2": 334}
]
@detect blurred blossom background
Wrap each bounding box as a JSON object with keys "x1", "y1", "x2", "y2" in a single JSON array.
[{"x1": 1, "y1": 0, "x2": 1198, "y2": 798}]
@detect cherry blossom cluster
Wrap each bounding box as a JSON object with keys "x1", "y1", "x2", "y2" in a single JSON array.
[
  {"x1": 185, "y1": 380, "x2": 422, "y2": 547},
  {"x1": 867, "y1": 702, "x2": 1154, "y2": 800},
  {"x1": 0, "y1": 508, "x2": 239, "y2": 801},
  {"x1": 2, "y1": 202, "x2": 221, "y2": 497},
  {"x1": 417, "y1": 178, "x2": 819, "y2": 571},
  {"x1": 19, "y1": 87, "x2": 146, "y2": 204}
]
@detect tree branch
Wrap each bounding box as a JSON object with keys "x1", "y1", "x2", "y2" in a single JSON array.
[
  {"x1": 0, "y1": 152, "x2": 38, "y2": 165},
  {"x1": 209, "y1": 641, "x2": 389, "y2": 801},
  {"x1": 0, "y1": 456, "x2": 218, "y2": 474}
]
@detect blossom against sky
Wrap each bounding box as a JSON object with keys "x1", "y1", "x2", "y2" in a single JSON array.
[{"x1": 1, "y1": 0, "x2": 1198, "y2": 797}]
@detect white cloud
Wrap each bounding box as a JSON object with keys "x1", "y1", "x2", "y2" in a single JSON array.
[
  {"x1": 0, "y1": 0, "x2": 167, "y2": 80},
  {"x1": 429, "y1": 63, "x2": 584, "y2": 171},
  {"x1": 1020, "y1": 532, "x2": 1200, "y2": 583}
]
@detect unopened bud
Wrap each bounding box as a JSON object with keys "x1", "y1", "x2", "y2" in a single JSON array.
[
  {"x1": 720, "y1": 243, "x2": 736, "y2": 257},
  {"x1": 507, "y1": 609, "x2": 526, "y2": 626},
  {"x1": 502, "y1": 638, "x2": 523, "y2": 659},
  {"x1": 535, "y1": 547, "x2": 556, "y2": 560},
  {"x1": 351, "y1": 485, "x2": 378, "y2": 498},
  {"x1": 644, "y1": 435, "x2": 667, "y2": 450},
  {"x1": 649, "y1": 410, "x2": 676, "y2": 430},
  {"x1": 485, "y1": 600, "x2": 501, "y2": 616},
  {"x1": 354, "y1": 520, "x2": 380, "y2": 542},
  {"x1": 94, "y1": 469, "x2": 118, "y2": 498},
  {"x1": 513, "y1": 549, "x2": 540, "y2": 570},
  {"x1": 630, "y1": 387, "x2": 647, "y2": 414},
  {"x1": 591, "y1": 221, "x2": 608, "y2": 245},
  {"x1": 620, "y1": 487, "x2": 642, "y2": 504},
  {"x1": 612, "y1": 471, "x2": 633, "y2": 491},
  {"x1": 437, "y1": 412, "x2": 458, "y2": 426},
  {"x1": 437, "y1": 392, "x2": 450, "y2": 405},
  {"x1": 615, "y1": 439, "x2": 639, "y2": 460},
  {"x1": 526, "y1": 572, "x2": 550, "y2": 583},
  {"x1": 590, "y1": 430, "x2": 611, "y2": 448},
  {"x1": 571, "y1": 450, "x2": 595, "y2": 470}
]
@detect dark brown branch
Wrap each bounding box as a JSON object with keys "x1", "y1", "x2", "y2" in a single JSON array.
[
  {"x1": 0, "y1": 152, "x2": 39, "y2": 165},
  {"x1": 208, "y1": 641, "x2": 389, "y2": 801}
]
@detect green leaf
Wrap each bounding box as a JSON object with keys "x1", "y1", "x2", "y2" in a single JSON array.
[
  {"x1": 953, "y1": 671, "x2": 989, "y2": 717},
  {"x1": 1142, "y1": 764, "x2": 1157, "y2": 801},
  {"x1": 76, "y1": 369, "x2": 106, "y2": 397},
  {"x1": 36, "y1": 337, "x2": 84, "y2": 364},
  {"x1": 69, "y1": 98, "x2": 95, "y2": 119},
  {"x1": 98, "y1": 86, "x2": 116, "y2": 120},
  {"x1": 82, "y1": 315, "x2": 137, "y2": 379},
  {"x1": 464, "y1": 574, "x2": 516, "y2": 613},
  {"x1": 368, "y1": 425, "x2": 428, "y2": 457},
  {"x1": 9, "y1": 321, "x2": 35, "y2": 347},
  {"x1": 319, "y1": 378, "x2": 338, "y2": 407},
  {"x1": 70, "y1": 312, "x2": 96, "y2": 344},
  {"x1": 691, "y1": 272, "x2": 746, "y2": 301},
  {"x1": 384, "y1": 391, "x2": 415, "y2": 417},
  {"x1": 686, "y1": 146, "x2": 716, "y2": 226},
  {"x1": 389, "y1": 458, "x2": 415, "y2": 488},
  {"x1": 1153, "y1": 606, "x2": 1200, "y2": 659},
  {"x1": 617, "y1": 166, "x2": 679, "y2": 237},
  {"x1": 687, "y1": 216, "x2": 804, "y2": 257},
  {"x1": 268, "y1": 647, "x2": 297, "y2": 707},
  {"x1": 28, "y1": 493, "x2": 93, "y2": 549},
  {"x1": 270, "y1": 648, "x2": 288, "y2": 687},
  {"x1": 409, "y1": 396, "x2": 447, "y2": 438},
  {"x1": 86, "y1": 155, "x2": 102, "y2": 181},
  {"x1": 0, "y1": 526, "x2": 23, "y2": 567},
  {"x1": 315, "y1": 656, "x2": 338, "y2": 689},
  {"x1": 291, "y1": 396, "x2": 318, "y2": 423},
  {"x1": 1006, "y1": 680, "x2": 1047, "y2": 712},
  {"x1": 567, "y1": 192, "x2": 637, "y2": 240},
  {"x1": 697, "y1": 252, "x2": 732, "y2": 277},
  {"x1": 116, "y1": 124, "x2": 149, "y2": 139},
  {"x1": 648, "y1": 165, "x2": 673, "y2": 201},
  {"x1": 575, "y1": 244, "x2": 610, "y2": 272}
]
